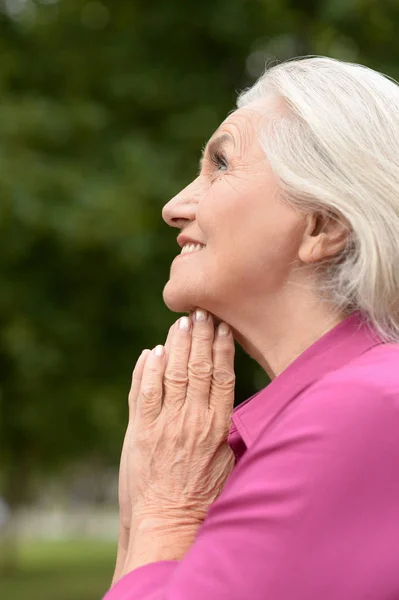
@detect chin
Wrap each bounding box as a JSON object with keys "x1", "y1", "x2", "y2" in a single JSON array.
[
  {"x1": 162, "y1": 283, "x2": 222, "y2": 327},
  {"x1": 162, "y1": 282, "x2": 196, "y2": 314}
]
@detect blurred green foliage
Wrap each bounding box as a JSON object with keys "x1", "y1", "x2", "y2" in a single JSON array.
[
  {"x1": 0, "y1": 539, "x2": 115, "y2": 599},
  {"x1": 1, "y1": 0, "x2": 399, "y2": 505}
]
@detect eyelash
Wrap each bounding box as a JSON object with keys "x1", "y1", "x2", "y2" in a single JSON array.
[{"x1": 210, "y1": 151, "x2": 228, "y2": 172}]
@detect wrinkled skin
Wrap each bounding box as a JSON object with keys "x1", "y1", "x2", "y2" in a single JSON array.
[{"x1": 113, "y1": 311, "x2": 236, "y2": 581}]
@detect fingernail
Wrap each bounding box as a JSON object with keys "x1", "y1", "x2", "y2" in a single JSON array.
[
  {"x1": 195, "y1": 308, "x2": 207, "y2": 321},
  {"x1": 179, "y1": 316, "x2": 190, "y2": 331},
  {"x1": 153, "y1": 345, "x2": 164, "y2": 356},
  {"x1": 218, "y1": 322, "x2": 230, "y2": 336}
]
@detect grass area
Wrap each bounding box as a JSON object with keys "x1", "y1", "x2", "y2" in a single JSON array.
[{"x1": 0, "y1": 539, "x2": 117, "y2": 600}]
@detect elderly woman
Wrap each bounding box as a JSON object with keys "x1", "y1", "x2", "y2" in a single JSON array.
[{"x1": 103, "y1": 56, "x2": 399, "y2": 600}]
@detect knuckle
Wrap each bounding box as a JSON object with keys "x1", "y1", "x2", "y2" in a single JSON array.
[
  {"x1": 213, "y1": 367, "x2": 236, "y2": 389},
  {"x1": 188, "y1": 358, "x2": 213, "y2": 378},
  {"x1": 141, "y1": 383, "x2": 162, "y2": 403},
  {"x1": 164, "y1": 367, "x2": 189, "y2": 388}
]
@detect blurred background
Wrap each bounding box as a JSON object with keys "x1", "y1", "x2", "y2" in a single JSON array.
[{"x1": 0, "y1": 0, "x2": 398, "y2": 598}]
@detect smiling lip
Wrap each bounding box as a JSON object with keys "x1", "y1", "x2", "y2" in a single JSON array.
[{"x1": 177, "y1": 234, "x2": 205, "y2": 248}]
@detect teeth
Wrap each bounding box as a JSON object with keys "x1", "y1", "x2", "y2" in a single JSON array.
[{"x1": 181, "y1": 243, "x2": 205, "y2": 255}]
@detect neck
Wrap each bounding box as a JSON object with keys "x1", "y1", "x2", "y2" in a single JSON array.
[{"x1": 220, "y1": 298, "x2": 349, "y2": 380}]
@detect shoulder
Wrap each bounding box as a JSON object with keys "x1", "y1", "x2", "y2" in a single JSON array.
[
  {"x1": 302, "y1": 340, "x2": 399, "y2": 404},
  {"x1": 301, "y1": 341, "x2": 399, "y2": 421},
  {"x1": 330, "y1": 341, "x2": 399, "y2": 390},
  {"x1": 251, "y1": 343, "x2": 399, "y2": 467}
]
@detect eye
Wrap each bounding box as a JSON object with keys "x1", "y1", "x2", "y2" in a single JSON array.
[{"x1": 210, "y1": 150, "x2": 228, "y2": 172}]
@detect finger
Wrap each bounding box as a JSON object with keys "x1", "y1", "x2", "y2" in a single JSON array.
[
  {"x1": 210, "y1": 322, "x2": 236, "y2": 428},
  {"x1": 163, "y1": 316, "x2": 192, "y2": 408},
  {"x1": 128, "y1": 349, "x2": 151, "y2": 423},
  {"x1": 137, "y1": 344, "x2": 166, "y2": 424},
  {"x1": 164, "y1": 321, "x2": 178, "y2": 365},
  {"x1": 185, "y1": 309, "x2": 215, "y2": 413}
]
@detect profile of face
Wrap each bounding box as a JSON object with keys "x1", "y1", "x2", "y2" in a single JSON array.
[{"x1": 162, "y1": 101, "x2": 343, "y2": 329}]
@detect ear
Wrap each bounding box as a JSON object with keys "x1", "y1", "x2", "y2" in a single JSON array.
[{"x1": 298, "y1": 211, "x2": 349, "y2": 265}]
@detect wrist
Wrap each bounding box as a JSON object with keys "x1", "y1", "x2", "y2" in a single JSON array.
[{"x1": 121, "y1": 516, "x2": 200, "y2": 575}]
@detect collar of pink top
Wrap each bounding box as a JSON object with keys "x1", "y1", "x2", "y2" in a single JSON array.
[{"x1": 230, "y1": 310, "x2": 385, "y2": 451}]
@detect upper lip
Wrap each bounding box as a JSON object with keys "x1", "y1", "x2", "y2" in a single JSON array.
[{"x1": 177, "y1": 234, "x2": 206, "y2": 249}]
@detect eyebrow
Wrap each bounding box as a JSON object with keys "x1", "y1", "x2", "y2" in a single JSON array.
[{"x1": 199, "y1": 133, "x2": 235, "y2": 171}]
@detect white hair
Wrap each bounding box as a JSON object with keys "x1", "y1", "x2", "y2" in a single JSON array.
[{"x1": 237, "y1": 56, "x2": 399, "y2": 344}]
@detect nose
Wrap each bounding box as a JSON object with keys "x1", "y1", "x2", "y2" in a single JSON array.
[{"x1": 162, "y1": 179, "x2": 199, "y2": 229}]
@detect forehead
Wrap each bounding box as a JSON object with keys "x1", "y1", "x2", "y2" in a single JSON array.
[{"x1": 209, "y1": 103, "x2": 267, "y2": 153}]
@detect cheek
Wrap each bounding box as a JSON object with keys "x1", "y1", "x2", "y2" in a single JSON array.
[
  {"x1": 196, "y1": 179, "x2": 303, "y2": 288},
  {"x1": 203, "y1": 209, "x2": 302, "y2": 293},
  {"x1": 196, "y1": 184, "x2": 238, "y2": 243}
]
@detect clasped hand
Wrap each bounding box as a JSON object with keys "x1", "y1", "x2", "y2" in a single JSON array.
[{"x1": 113, "y1": 309, "x2": 236, "y2": 581}]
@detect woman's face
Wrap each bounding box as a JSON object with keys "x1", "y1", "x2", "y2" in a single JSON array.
[{"x1": 162, "y1": 102, "x2": 307, "y2": 322}]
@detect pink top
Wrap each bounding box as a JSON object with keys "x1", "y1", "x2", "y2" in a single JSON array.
[{"x1": 103, "y1": 310, "x2": 399, "y2": 599}]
